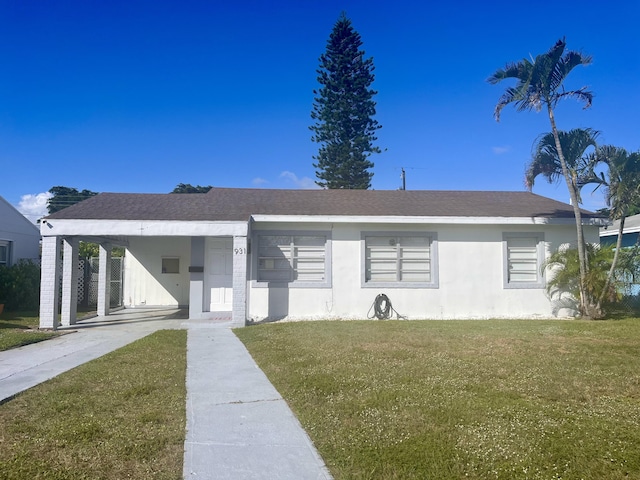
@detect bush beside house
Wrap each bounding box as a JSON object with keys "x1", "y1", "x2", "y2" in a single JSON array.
[{"x1": 0, "y1": 261, "x2": 40, "y2": 312}]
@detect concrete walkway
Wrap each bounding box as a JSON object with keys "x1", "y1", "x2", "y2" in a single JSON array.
[
  {"x1": 183, "y1": 321, "x2": 332, "y2": 479},
  {"x1": 0, "y1": 309, "x2": 332, "y2": 479}
]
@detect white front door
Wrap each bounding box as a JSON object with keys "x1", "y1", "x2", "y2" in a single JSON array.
[{"x1": 206, "y1": 238, "x2": 233, "y2": 311}]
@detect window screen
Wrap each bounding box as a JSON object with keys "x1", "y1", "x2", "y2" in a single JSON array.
[
  {"x1": 507, "y1": 237, "x2": 538, "y2": 283},
  {"x1": 365, "y1": 235, "x2": 431, "y2": 283},
  {"x1": 258, "y1": 235, "x2": 326, "y2": 283}
]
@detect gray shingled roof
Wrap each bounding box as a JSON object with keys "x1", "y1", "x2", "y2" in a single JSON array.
[{"x1": 46, "y1": 188, "x2": 601, "y2": 221}]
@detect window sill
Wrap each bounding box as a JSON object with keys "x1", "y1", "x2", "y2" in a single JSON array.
[
  {"x1": 252, "y1": 280, "x2": 332, "y2": 289},
  {"x1": 504, "y1": 282, "x2": 545, "y2": 289},
  {"x1": 362, "y1": 281, "x2": 438, "y2": 289}
]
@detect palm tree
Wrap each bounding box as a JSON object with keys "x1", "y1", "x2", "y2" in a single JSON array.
[
  {"x1": 543, "y1": 243, "x2": 619, "y2": 315},
  {"x1": 529, "y1": 140, "x2": 640, "y2": 315},
  {"x1": 488, "y1": 38, "x2": 594, "y2": 316},
  {"x1": 588, "y1": 146, "x2": 640, "y2": 312}
]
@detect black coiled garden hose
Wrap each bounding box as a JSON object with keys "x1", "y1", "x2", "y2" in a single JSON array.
[
  {"x1": 367, "y1": 293, "x2": 406, "y2": 320},
  {"x1": 374, "y1": 293, "x2": 392, "y2": 319}
]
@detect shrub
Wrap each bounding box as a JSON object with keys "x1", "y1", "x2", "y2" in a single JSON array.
[
  {"x1": 543, "y1": 243, "x2": 640, "y2": 316},
  {"x1": 0, "y1": 260, "x2": 41, "y2": 311}
]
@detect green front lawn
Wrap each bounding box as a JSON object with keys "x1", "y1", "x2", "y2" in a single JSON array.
[
  {"x1": 236, "y1": 319, "x2": 640, "y2": 479},
  {"x1": 0, "y1": 329, "x2": 187, "y2": 480},
  {"x1": 0, "y1": 311, "x2": 58, "y2": 351}
]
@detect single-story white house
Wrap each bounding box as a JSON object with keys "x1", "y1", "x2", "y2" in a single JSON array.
[
  {"x1": 38, "y1": 188, "x2": 606, "y2": 329},
  {"x1": 0, "y1": 195, "x2": 40, "y2": 267}
]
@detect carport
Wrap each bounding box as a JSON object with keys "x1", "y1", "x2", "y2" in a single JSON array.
[{"x1": 38, "y1": 193, "x2": 250, "y2": 330}]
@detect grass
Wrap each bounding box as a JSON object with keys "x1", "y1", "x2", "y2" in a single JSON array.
[
  {"x1": 0, "y1": 329, "x2": 187, "y2": 480},
  {"x1": 0, "y1": 311, "x2": 58, "y2": 351},
  {"x1": 235, "y1": 319, "x2": 640, "y2": 480}
]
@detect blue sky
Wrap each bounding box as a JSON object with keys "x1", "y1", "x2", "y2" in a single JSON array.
[{"x1": 2, "y1": 0, "x2": 639, "y2": 222}]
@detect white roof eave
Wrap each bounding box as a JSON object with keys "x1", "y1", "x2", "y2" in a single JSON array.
[
  {"x1": 40, "y1": 219, "x2": 249, "y2": 237},
  {"x1": 40, "y1": 215, "x2": 607, "y2": 237},
  {"x1": 250, "y1": 214, "x2": 608, "y2": 226}
]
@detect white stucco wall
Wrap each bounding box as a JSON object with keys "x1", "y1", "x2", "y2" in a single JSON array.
[
  {"x1": 111, "y1": 218, "x2": 600, "y2": 320},
  {"x1": 123, "y1": 237, "x2": 191, "y2": 307},
  {"x1": 0, "y1": 196, "x2": 40, "y2": 264},
  {"x1": 247, "y1": 221, "x2": 600, "y2": 321}
]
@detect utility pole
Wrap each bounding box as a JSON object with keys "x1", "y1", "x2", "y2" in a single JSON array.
[{"x1": 400, "y1": 168, "x2": 406, "y2": 190}]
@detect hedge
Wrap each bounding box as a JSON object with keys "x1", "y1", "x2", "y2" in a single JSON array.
[{"x1": 0, "y1": 260, "x2": 40, "y2": 311}]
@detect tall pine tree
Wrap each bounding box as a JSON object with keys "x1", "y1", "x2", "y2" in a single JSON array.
[{"x1": 310, "y1": 13, "x2": 381, "y2": 189}]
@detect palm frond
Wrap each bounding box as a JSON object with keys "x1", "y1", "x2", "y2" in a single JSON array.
[
  {"x1": 546, "y1": 38, "x2": 567, "y2": 65},
  {"x1": 538, "y1": 38, "x2": 566, "y2": 92},
  {"x1": 494, "y1": 87, "x2": 525, "y2": 120},
  {"x1": 553, "y1": 87, "x2": 593, "y2": 109},
  {"x1": 490, "y1": 38, "x2": 592, "y2": 120},
  {"x1": 487, "y1": 60, "x2": 532, "y2": 84},
  {"x1": 561, "y1": 128, "x2": 599, "y2": 168},
  {"x1": 558, "y1": 50, "x2": 593, "y2": 78},
  {"x1": 490, "y1": 61, "x2": 535, "y2": 120},
  {"x1": 576, "y1": 151, "x2": 607, "y2": 190},
  {"x1": 526, "y1": 128, "x2": 600, "y2": 194}
]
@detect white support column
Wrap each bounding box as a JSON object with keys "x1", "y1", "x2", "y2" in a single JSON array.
[
  {"x1": 39, "y1": 236, "x2": 61, "y2": 330},
  {"x1": 97, "y1": 243, "x2": 112, "y2": 317},
  {"x1": 232, "y1": 236, "x2": 248, "y2": 326},
  {"x1": 189, "y1": 237, "x2": 205, "y2": 319},
  {"x1": 61, "y1": 237, "x2": 79, "y2": 326}
]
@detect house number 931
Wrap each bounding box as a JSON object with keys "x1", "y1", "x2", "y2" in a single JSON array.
[{"x1": 234, "y1": 247, "x2": 246, "y2": 255}]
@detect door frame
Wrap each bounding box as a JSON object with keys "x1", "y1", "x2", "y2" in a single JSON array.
[{"x1": 204, "y1": 237, "x2": 233, "y2": 311}]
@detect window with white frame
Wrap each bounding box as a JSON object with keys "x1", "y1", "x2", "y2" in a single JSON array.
[
  {"x1": 257, "y1": 233, "x2": 329, "y2": 285},
  {"x1": 503, "y1": 233, "x2": 544, "y2": 288},
  {"x1": 363, "y1": 233, "x2": 437, "y2": 287},
  {"x1": 0, "y1": 241, "x2": 10, "y2": 267}
]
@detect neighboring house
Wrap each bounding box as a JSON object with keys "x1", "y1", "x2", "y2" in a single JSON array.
[
  {"x1": 0, "y1": 195, "x2": 40, "y2": 267},
  {"x1": 39, "y1": 188, "x2": 606, "y2": 329},
  {"x1": 600, "y1": 214, "x2": 640, "y2": 247}
]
